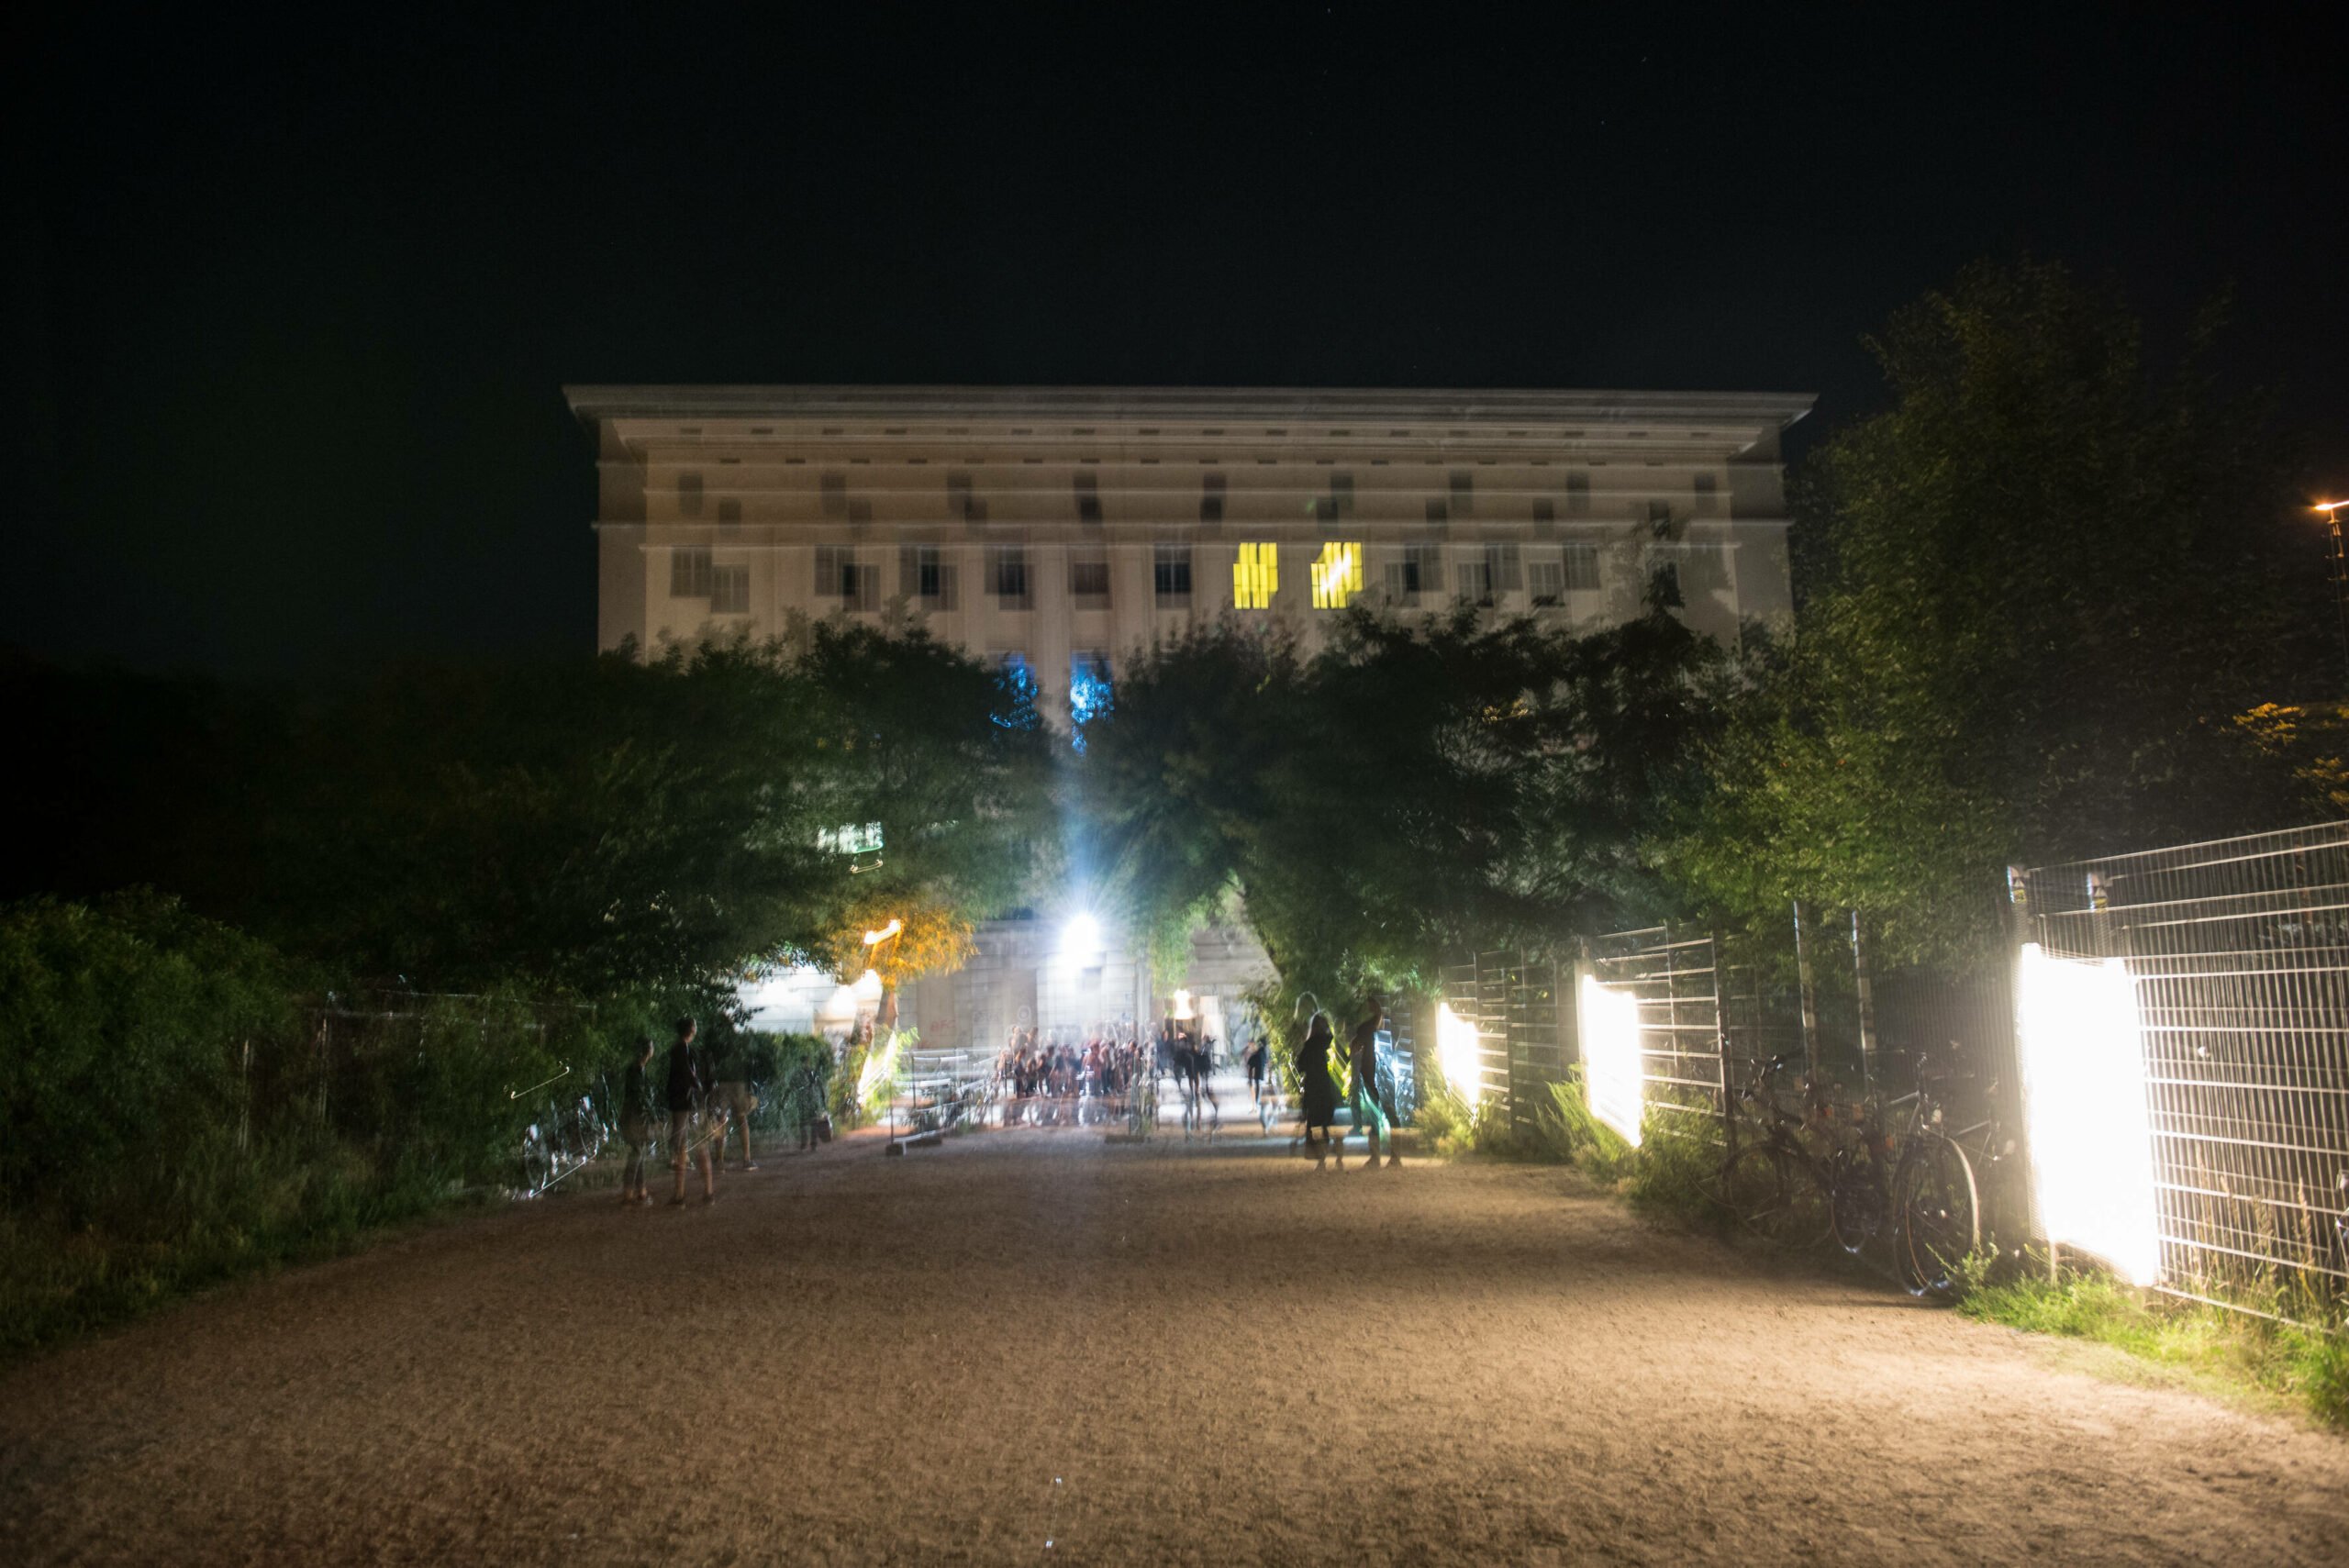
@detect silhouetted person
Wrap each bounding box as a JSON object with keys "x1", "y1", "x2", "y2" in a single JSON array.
[
  {"x1": 708, "y1": 1029, "x2": 758, "y2": 1171},
  {"x1": 618, "y1": 1036, "x2": 655, "y2": 1206},
  {"x1": 1297, "y1": 1012, "x2": 1340, "y2": 1169},
  {"x1": 667, "y1": 1016, "x2": 716, "y2": 1206}
]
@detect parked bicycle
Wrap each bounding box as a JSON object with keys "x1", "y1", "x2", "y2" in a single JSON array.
[{"x1": 1720, "y1": 1051, "x2": 1986, "y2": 1296}]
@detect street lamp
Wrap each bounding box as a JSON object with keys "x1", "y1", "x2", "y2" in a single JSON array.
[{"x1": 2317, "y1": 501, "x2": 2349, "y2": 687}]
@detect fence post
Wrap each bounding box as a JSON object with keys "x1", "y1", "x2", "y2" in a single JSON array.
[
  {"x1": 1851, "y1": 910, "x2": 1878, "y2": 1099},
  {"x1": 1791, "y1": 899, "x2": 1821, "y2": 1081},
  {"x1": 1710, "y1": 925, "x2": 1734, "y2": 1161}
]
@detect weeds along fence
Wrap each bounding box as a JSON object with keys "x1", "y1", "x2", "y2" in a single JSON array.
[{"x1": 2013, "y1": 824, "x2": 2349, "y2": 1318}]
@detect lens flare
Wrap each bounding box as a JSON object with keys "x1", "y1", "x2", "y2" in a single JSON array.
[{"x1": 1435, "y1": 1002, "x2": 1483, "y2": 1106}]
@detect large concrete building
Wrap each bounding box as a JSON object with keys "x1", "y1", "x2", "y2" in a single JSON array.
[{"x1": 566, "y1": 385, "x2": 1813, "y2": 1050}]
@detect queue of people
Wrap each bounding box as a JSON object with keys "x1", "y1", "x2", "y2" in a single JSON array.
[{"x1": 617, "y1": 1015, "x2": 754, "y2": 1208}]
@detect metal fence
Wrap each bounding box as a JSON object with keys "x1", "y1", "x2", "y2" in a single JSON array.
[
  {"x1": 1438, "y1": 951, "x2": 1570, "y2": 1136},
  {"x1": 2015, "y1": 823, "x2": 2349, "y2": 1312},
  {"x1": 1589, "y1": 925, "x2": 1728, "y2": 1146}
]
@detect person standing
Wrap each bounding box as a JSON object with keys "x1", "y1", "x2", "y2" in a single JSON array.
[
  {"x1": 667, "y1": 1016, "x2": 716, "y2": 1206},
  {"x1": 618, "y1": 1036, "x2": 655, "y2": 1206},
  {"x1": 707, "y1": 1029, "x2": 759, "y2": 1172},
  {"x1": 1345, "y1": 995, "x2": 1397, "y2": 1170},
  {"x1": 1296, "y1": 1011, "x2": 1340, "y2": 1170}
]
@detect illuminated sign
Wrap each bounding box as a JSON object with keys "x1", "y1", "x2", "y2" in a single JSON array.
[
  {"x1": 1577, "y1": 975, "x2": 1644, "y2": 1147},
  {"x1": 2015, "y1": 944, "x2": 2161, "y2": 1285},
  {"x1": 1233, "y1": 543, "x2": 1278, "y2": 608},
  {"x1": 818, "y1": 822, "x2": 885, "y2": 856},
  {"x1": 1310, "y1": 541, "x2": 1364, "y2": 609}
]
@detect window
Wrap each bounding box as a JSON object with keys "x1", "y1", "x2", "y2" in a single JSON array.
[
  {"x1": 1425, "y1": 498, "x2": 1449, "y2": 525},
  {"x1": 1562, "y1": 542, "x2": 1600, "y2": 592},
  {"x1": 1531, "y1": 497, "x2": 1555, "y2": 530},
  {"x1": 1200, "y1": 470, "x2": 1226, "y2": 526},
  {"x1": 814, "y1": 547, "x2": 878, "y2": 610},
  {"x1": 1384, "y1": 541, "x2": 1442, "y2": 603},
  {"x1": 1153, "y1": 544, "x2": 1192, "y2": 604},
  {"x1": 1449, "y1": 470, "x2": 1474, "y2": 514},
  {"x1": 677, "y1": 472, "x2": 704, "y2": 517},
  {"x1": 1566, "y1": 471, "x2": 1590, "y2": 513},
  {"x1": 670, "y1": 545, "x2": 713, "y2": 598},
  {"x1": 1485, "y1": 542, "x2": 1523, "y2": 595},
  {"x1": 1456, "y1": 556, "x2": 1495, "y2": 606},
  {"x1": 948, "y1": 471, "x2": 975, "y2": 519},
  {"x1": 717, "y1": 497, "x2": 741, "y2": 534},
  {"x1": 989, "y1": 546, "x2": 1032, "y2": 607},
  {"x1": 709, "y1": 563, "x2": 751, "y2": 615},
  {"x1": 819, "y1": 473, "x2": 848, "y2": 516},
  {"x1": 1070, "y1": 552, "x2": 1111, "y2": 604},
  {"x1": 1311, "y1": 495, "x2": 1339, "y2": 523},
  {"x1": 1074, "y1": 470, "x2": 1102, "y2": 525},
  {"x1": 1310, "y1": 541, "x2": 1364, "y2": 609},
  {"x1": 1330, "y1": 472, "x2": 1354, "y2": 513},
  {"x1": 1233, "y1": 542, "x2": 1278, "y2": 608},
  {"x1": 1693, "y1": 472, "x2": 1718, "y2": 513},
  {"x1": 1647, "y1": 499, "x2": 1673, "y2": 529},
  {"x1": 1529, "y1": 558, "x2": 1564, "y2": 606},
  {"x1": 900, "y1": 546, "x2": 958, "y2": 609}
]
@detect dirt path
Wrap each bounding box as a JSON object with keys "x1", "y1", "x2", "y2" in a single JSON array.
[{"x1": 4, "y1": 1122, "x2": 2344, "y2": 1566}]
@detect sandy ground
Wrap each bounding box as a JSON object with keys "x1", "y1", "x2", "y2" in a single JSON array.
[{"x1": 4, "y1": 1083, "x2": 2346, "y2": 1566}]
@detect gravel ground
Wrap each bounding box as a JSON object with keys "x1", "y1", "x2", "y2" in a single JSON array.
[{"x1": 4, "y1": 1099, "x2": 2346, "y2": 1566}]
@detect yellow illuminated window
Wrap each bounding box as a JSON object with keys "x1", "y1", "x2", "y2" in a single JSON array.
[
  {"x1": 1310, "y1": 541, "x2": 1364, "y2": 609},
  {"x1": 1233, "y1": 542, "x2": 1278, "y2": 609}
]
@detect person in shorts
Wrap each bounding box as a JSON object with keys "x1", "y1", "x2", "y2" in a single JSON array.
[
  {"x1": 707, "y1": 1028, "x2": 759, "y2": 1171},
  {"x1": 667, "y1": 1016, "x2": 716, "y2": 1206}
]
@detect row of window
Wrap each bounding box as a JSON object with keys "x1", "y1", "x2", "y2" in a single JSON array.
[
  {"x1": 670, "y1": 540, "x2": 1698, "y2": 614},
  {"x1": 673, "y1": 466, "x2": 1717, "y2": 527}
]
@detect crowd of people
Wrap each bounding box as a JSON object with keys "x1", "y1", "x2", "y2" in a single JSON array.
[
  {"x1": 993, "y1": 1021, "x2": 1169, "y2": 1126},
  {"x1": 615, "y1": 1016, "x2": 758, "y2": 1207}
]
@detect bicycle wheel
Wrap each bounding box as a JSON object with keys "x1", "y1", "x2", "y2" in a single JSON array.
[
  {"x1": 1896, "y1": 1139, "x2": 1981, "y2": 1297},
  {"x1": 1826, "y1": 1159, "x2": 1887, "y2": 1257},
  {"x1": 1720, "y1": 1141, "x2": 1794, "y2": 1240}
]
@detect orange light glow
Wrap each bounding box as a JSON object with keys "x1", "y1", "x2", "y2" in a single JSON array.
[{"x1": 862, "y1": 917, "x2": 903, "y2": 947}]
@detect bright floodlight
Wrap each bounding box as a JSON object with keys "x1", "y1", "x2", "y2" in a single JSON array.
[
  {"x1": 1577, "y1": 975, "x2": 1645, "y2": 1147},
  {"x1": 1435, "y1": 1002, "x2": 1484, "y2": 1106},
  {"x1": 1062, "y1": 912, "x2": 1102, "y2": 962},
  {"x1": 2016, "y1": 944, "x2": 2161, "y2": 1287}
]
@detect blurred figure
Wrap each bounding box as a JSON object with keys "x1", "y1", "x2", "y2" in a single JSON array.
[
  {"x1": 1244, "y1": 1035, "x2": 1268, "y2": 1105},
  {"x1": 667, "y1": 1016, "x2": 716, "y2": 1206},
  {"x1": 618, "y1": 1036, "x2": 655, "y2": 1206},
  {"x1": 708, "y1": 1029, "x2": 758, "y2": 1171},
  {"x1": 1345, "y1": 995, "x2": 1397, "y2": 1170},
  {"x1": 1297, "y1": 1011, "x2": 1340, "y2": 1169}
]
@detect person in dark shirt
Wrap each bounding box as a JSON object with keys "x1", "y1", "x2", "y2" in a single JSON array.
[
  {"x1": 707, "y1": 1030, "x2": 759, "y2": 1172},
  {"x1": 1297, "y1": 1011, "x2": 1340, "y2": 1170},
  {"x1": 667, "y1": 1016, "x2": 716, "y2": 1206},
  {"x1": 618, "y1": 1036, "x2": 656, "y2": 1207}
]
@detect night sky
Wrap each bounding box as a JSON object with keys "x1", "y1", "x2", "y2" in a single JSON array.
[{"x1": 10, "y1": 4, "x2": 2345, "y2": 678}]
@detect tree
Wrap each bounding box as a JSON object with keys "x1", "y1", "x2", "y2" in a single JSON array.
[{"x1": 1663, "y1": 260, "x2": 2322, "y2": 962}]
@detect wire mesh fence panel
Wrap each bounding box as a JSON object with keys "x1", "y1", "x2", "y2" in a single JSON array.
[
  {"x1": 1590, "y1": 925, "x2": 1726, "y2": 1148},
  {"x1": 1440, "y1": 957, "x2": 1513, "y2": 1112},
  {"x1": 2018, "y1": 823, "x2": 2349, "y2": 1314},
  {"x1": 1489, "y1": 951, "x2": 1569, "y2": 1138}
]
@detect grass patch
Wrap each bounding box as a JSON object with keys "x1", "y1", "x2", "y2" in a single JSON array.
[{"x1": 1955, "y1": 1262, "x2": 2349, "y2": 1430}]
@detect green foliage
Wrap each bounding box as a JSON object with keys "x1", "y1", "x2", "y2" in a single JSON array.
[
  {"x1": 0, "y1": 895, "x2": 573, "y2": 1362},
  {"x1": 1956, "y1": 1265, "x2": 2349, "y2": 1429},
  {"x1": 1079, "y1": 604, "x2": 1728, "y2": 1012},
  {"x1": 1664, "y1": 260, "x2": 2322, "y2": 964}
]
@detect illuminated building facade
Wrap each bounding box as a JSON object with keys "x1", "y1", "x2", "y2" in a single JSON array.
[{"x1": 565, "y1": 385, "x2": 1812, "y2": 1049}]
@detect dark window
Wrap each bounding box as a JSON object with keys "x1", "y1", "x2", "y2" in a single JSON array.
[
  {"x1": 1425, "y1": 498, "x2": 1449, "y2": 525},
  {"x1": 1531, "y1": 497, "x2": 1555, "y2": 525},
  {"x1": 819, "y1": 473, "x2": 848, "y2": 515},
  {"x1": 1330, "y1": 472, "x2": 1354, "y2": 513},
  {"x1": 1199, "y1": 495, "x2": 1224, "y2": 524},
  {"x1": 677, "y1": 472, "x2": 704, "y2": 517},
  {"x1": 717, "y1": 497, "x2": 741, "y2": 533},
  {"x1": 901, "y1": 546, "x2": 958, "y2": 608},
  {"x1": 990, "y1": 547, "x2": 1032, "y2": 607},
  {"x1": 710, "y1": 564, "x2": 750, "y2": 615},
  {"x1": 1647, "y1": 499, "x2": 1673, "y2": 529},
  {"x1": 1312, "y1": 496, "x2": 1339, "y2": 523},
  {"x1": 1070, "y1": 555, "x2": 1111, "y2": 602},
  {"x1": 1448, "y1": 471, "x2": 1474, "y2": 514},
  {"x1": 1529, "y1": 558, "x2": 1564, "y2": 606},
  {"x1": 1074, "y1": 470, "x2": 1102, "y2": 525},
  {"x1": 1456, "y1": 557, "x2": 1494, "y2": 606},
  {"x1": 1562, "y1": 543, "x2": 1600, "y2": 592},
  {"x1": 1486, "y1": 542, "x2": 1523, "y2": 594},
  {"x1": 1200, "y1": 470, "x2": 1226, "y2": 526},
  {"x1": 1153, "y1": 544, "x2": 1193, "y2": 602},
  {"x1": 948, "y1": 472, "x2": 977, "y2": 520},
  {"x1": 670, "y1": 546, "x2": 713, "y2": 597},
  {"x1": 1693, "y1": 472, "x2": 1718, "y2": 514},
  {"x1": 1566, "y1": 472, "x2": 1591, "y2": 512}
]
